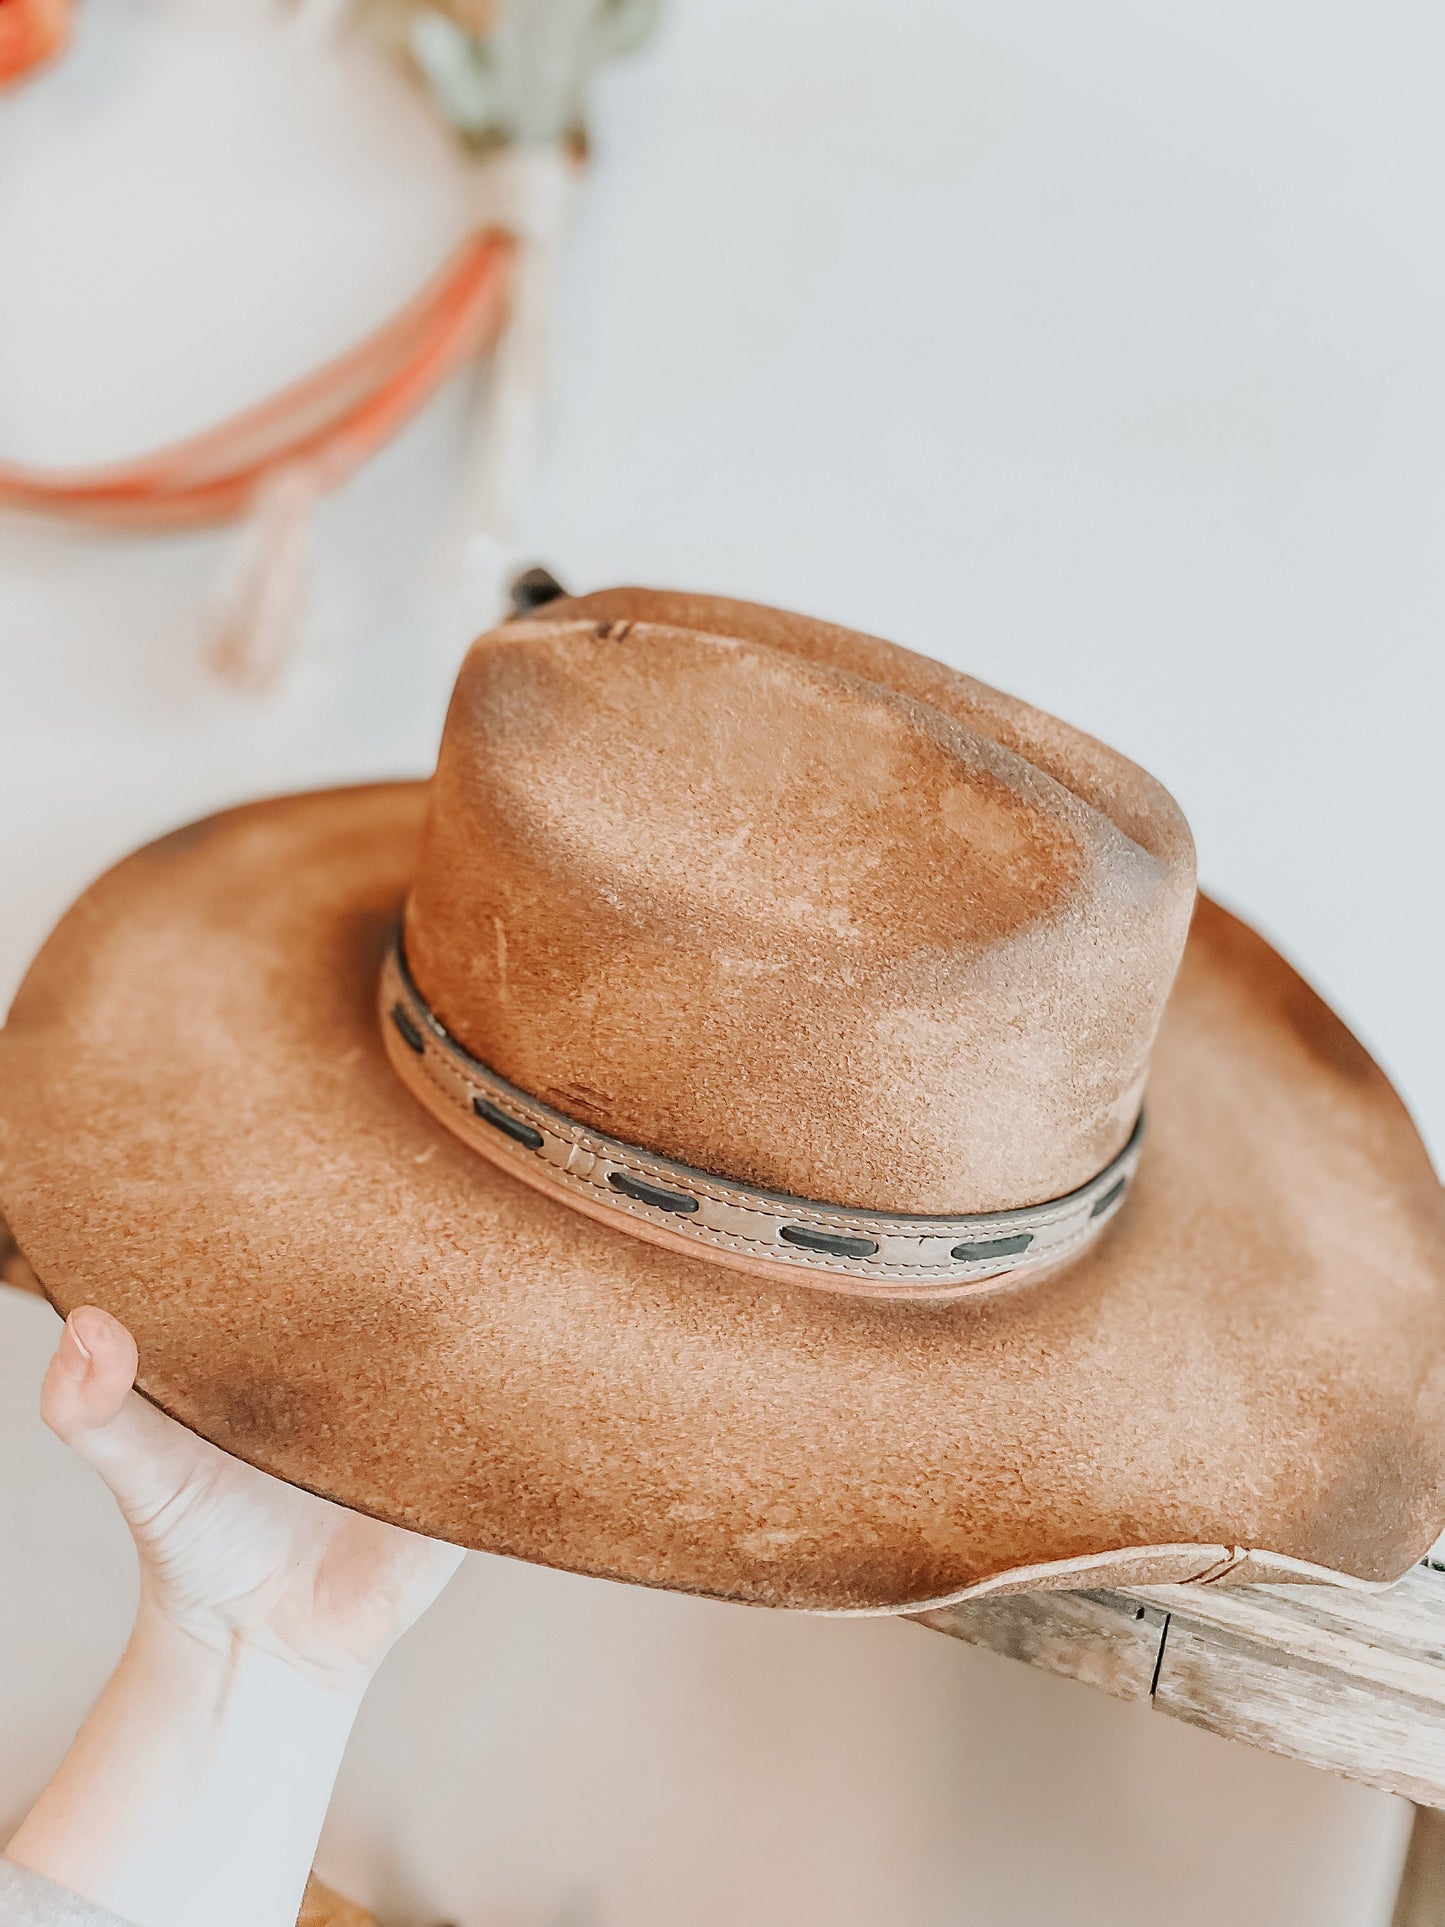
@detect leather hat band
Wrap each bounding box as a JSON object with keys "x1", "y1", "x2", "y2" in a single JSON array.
[{"x1": 380, "y1": 939, "x2": 1143, "y2": 1301}]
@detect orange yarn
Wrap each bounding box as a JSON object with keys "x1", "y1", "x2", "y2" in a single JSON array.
[{"x1": 0, "y1": 227, "x2": 516, "y2": 528}]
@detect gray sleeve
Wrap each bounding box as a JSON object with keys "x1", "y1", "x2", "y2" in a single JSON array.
[{"x1": 0, "y1": 1861, "x2": 138, "y2": 1927}]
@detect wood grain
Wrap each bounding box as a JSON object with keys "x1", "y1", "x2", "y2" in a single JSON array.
[
  {"x1": 917, "y1": 1561, "x2": 1445, "y2": 1808},
  {"x1": 912, "y1": 1588, "x2": 1169, "y2": 1705}
]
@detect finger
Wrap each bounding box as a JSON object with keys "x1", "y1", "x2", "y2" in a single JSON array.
[
  {"x1": 41, "y1": 1307, "x2": 210, "y2": 1519},
  {"x1": 41, "y1": 1306, "x2": 138, "y2": 1441}
]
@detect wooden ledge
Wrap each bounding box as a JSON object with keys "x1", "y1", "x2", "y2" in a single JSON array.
[{"x1": 913, "y1": 1560, "x2": 1445, "y2": 1808}]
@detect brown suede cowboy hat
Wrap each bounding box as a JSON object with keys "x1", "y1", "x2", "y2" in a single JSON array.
[{"x1": 2, "y1": 585, "x2": 1443, "y2": 1612}]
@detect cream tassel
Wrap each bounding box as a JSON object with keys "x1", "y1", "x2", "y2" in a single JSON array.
[
  {"x1": 447, "y1": 140, "x2": 580, "y2": 628},
  {"x1": 204, "y1": 462, "x2": 325, "y2": 693}
]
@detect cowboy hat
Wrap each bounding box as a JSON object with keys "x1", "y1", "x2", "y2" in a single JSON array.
[{"x1": 1, "y1": 586, "x2": 1442, "y2": 1611}]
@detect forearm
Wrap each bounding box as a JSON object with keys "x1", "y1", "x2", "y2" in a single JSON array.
[{"x1": 6, "y1": 1599, "x2": 363, "y2": 1927}]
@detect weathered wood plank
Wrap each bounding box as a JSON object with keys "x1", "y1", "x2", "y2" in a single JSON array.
[
  {"x1": 1138, "y1": 1567, "x2": 1445, "y2": 1808},
  {"x1": 916, "y1": 1561, "x2": 1445, "y2": 1809},
  {"x1": 911, "y1": 1590, "x2": 1168, "y2": 1705}
]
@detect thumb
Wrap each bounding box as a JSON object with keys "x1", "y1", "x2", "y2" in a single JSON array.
[
  {"x1": 42, "y1": 1306, "x2": 139, "y2": 1440},
  {"x1": 41, "y1": 1307, "x2": 209, "y2": 1525}
]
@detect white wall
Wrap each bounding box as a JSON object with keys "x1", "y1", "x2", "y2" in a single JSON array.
[{"x1": 2, "y1": 0, "x2": 1440, "y2": 1920}]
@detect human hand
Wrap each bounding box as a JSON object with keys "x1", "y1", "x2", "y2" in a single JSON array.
[
  {"x1": 8, "y1": 1304, "x2": 462, "y2": 1925},
  {"x1": 42, "y1": 1305, "x2": 464, "y2": 1694}
]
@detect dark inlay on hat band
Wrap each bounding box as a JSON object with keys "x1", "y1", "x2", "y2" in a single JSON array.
[{"x1": 380, "y1": 939, "x2": 1144, "y2": 1297}]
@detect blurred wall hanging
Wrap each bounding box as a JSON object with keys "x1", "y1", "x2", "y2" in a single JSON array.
[
  {"x1": 0, "y1": 0, "x2": 70, "y2": 83},
  {"x1": 0, "y1": 0, "x2": 657, "y2": 689}
]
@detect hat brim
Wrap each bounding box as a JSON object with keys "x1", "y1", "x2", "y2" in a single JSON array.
[{"x1": 2, "y1": 782, "x2": 1442, "y2": 1612}]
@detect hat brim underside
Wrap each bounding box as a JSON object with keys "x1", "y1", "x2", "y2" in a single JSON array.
[{"x1": 2, "y1": 783, "x2": 1443, "y2": 1612}]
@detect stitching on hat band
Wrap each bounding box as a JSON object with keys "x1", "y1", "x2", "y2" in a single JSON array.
[{"x1": 379, "y1": 940, "x2": 1143, "y2": 1299}]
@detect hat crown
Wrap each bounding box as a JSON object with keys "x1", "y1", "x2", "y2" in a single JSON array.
[{"x1": 403, "y1": 591, "x2": 1196, "y2": 1214}]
